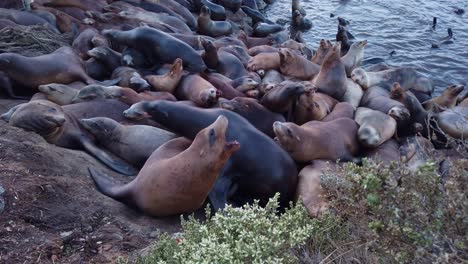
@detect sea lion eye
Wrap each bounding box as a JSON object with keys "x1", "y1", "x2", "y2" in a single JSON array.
[
  {"x1": 48, "y1": 108, "x2": 57, "y2": 113},
  {"x1": 287, "y1": 128, "x2": 293, "y2": 137},
  {"x1": 209, "y1": 128, "x2": 216, "y2": 147}
]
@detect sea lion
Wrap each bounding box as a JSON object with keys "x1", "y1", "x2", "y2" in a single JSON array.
[
  {"x1": 322, "y1": 102, "x2": 355, "y2": 122},
  {"x1": 311, "y1": 42, "x2": 347, "y2": 100},
  {"x1": 341, "y1": 79, "x2": 363, "y2": 109},
  {"x1": 261, "y1": 81, "x2": 307, "y2": 115},
  {"x1": 279, "y1": 48, "x2": 320, "y2": 80},
  {"x1": 294, "y1": 92, "x2": 338, "y2": 125},
  {"x1": 72, "y1": 28, "x2": 101, "y2": 60},
  {"x1": 351, "y1": 67, "x2": 434, "y2": 96},
  {"x1": 296, "y1": 160, "x2": 337, "y2": 217},
  {"x1": 238, "y1": 30, "x2": 274, "y2": 48},
  {"x1": 311, "y1": 39, "x2": 333, "y2": 65},
  {"x1": 229, "y1": 77, "x2": 258, "y2": 92},
  {"x1": 205, "y1": 74, "x2": 247, "y2": 100},
  {"x1": 87, "y1": 46, "x2": 122, "y2": 73},
  {"x1": 7, "y1": 100, "x2": 137, "y2": 175},
  {"x1": 363, "y1": 139, "x2": 400, "y2": 165},
  {"x1": 121, "y1": 47, "x2": 150, "y2": 68},
  {"x1": 355, "y1": 107, "x2": 397, "y2": 148},
  {"x1": 341, "y1": 40, "x2": 367, "y2": 77},
  {"x1": 259, "y1": 69, "x2": 284, "y2": 94},
  {"x1": 422, "y1": 84, "x2": 465, "y2": 113},
  {"x1": 103, "y1": 27, "x2": 206, "y2": 73},
  {"x1": 279, "y1": 39, "x2": 313, "y2": 59},
  {"x1": 435, "y1": 106, "x2": 468, "y2": 139},
  {"x1": 176, "y1": 74, "x2": 220, "y2": 107},
  {"x1": 88, "y1": 115, "x2": 240, "y2": 216},
  {"x1": 145, "y1": 58, "x2": 184, "y2": 94},
  {"x1": 200, "y1": 0, "x2": 226, "y2": 21},
  {"x1": 80, "y1": 117, "x2": 177, "y2": 167},
  {"x1": 253, "y1": 23, "x2": 283, "y2": 37},
  {"x1": 38, "y1": 83, "x2": 79, "y2": 105},
  {"x1": 291, "y1": 10, "x2": 312, "y2": 30},
  {"x1": 217, "y1": 51, "x2": 249, "y2": 80},
  {"x1": 117, "y1": 8, "x2": 192, "y2": 34},
  {"x1": 336, "y1": 25, "x2": 353, "y2": 55},
  {"x1": 241, "y1": 5, "x2": 273, "y2": 24},
  {"x1": 273, "y1": 118, "x2": 359, "y2": 162},
  {"x1": 123, "y1": 101, "x2": 298, "y2": 210},
  {"x1": 85, "y1": 58, "x2": 109, "y2": 81},
  {"x1": 247, "y1": 52, "x2": 280, "y2": 72},
  {"x1": 219, "y1": 97, "x2": 285, "y2": 137},
  {"x1": 459, "y1": 97, "x2": 468, "y2": 108},
  {"x1": 197, "y1": 6, "x2": 233, "y2": 37},
  {"x1": 111, "y1": 67, "x2": 151, "y2": 92},
  {"x1": 400, "y1": 135, "x2": 435, "y2": 172},
  {"x1": 248, "y1": 45, "x2": 278, "y2": 56},
  {"x1": 0, "y1": 47, "x2": 94, "y2": 97},
  {"x1": 360, "y1": 86, "x2": 410, "y2": 122}
]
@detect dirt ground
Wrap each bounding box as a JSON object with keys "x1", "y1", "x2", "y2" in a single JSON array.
[{"x1": 0, "y1": 99, "x2": 183, "y2": 263}]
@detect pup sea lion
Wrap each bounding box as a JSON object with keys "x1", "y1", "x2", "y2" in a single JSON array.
[
  {"x1": 279, "y1": 48, "x2": 320, "y2": 80},
  {"x1": 360, "y1": 86, "x2": 410, "y2": 122},
  {"x1": 273, "y1": 118, "x2": 359, "y2": 162},
  {"x1": 197, "y1": 6, "x2": 233, "y2": 37},
  {"x1": 422, "y1": 84, "x2": 465, "y2": 113},
  {"x1": 0, "y1": 47, "x2": 94, "y2": 97},
  {"x1": 259, "y1": 70, "x2": 284, "y2": 94},
  {"x1": 341, "y1": 40, "x2": 367, "y2": 77},
  {"x1": 80, "y1": 117, "x2": 177, "y2": 167},
  {"x1": 103, "y1": 27, "x2": 206, "y2": 72},
  {"x1": 176, "y1": 74, "x2": 220, "y2": 107},
  {"x1": 435, "y1": 106, "x2": 468, "y2": 139},
  {"x1": 312, "y1": 42, "x2": 347, "y2": 100},
  {"x1": 7, "y1": 100, "x2": 137, "y2": 175},
  {"x1": 121, "y1": 47, "x2": 150, "y2": 68},
  {"x1": 322, "y1": 102, "x2": 355, "y2": 122},
  {"x1": 88, "y1": 115, "x2": 240, "y2": 216},
  {"x1": 219, "y1": 97, "x2": 285, "y2": 137},
  {"x1": 355, "y1": 107, "x2": 397, "y2": 148},
  {"x1": 200, "y1": 0, "x2": 226, "y2": 21},
  {"x1": 145, "y1": 58, "x2": 184, "y2": 94},
  {"x1": 294, "y1": 92, "x2": 338, "y2": 125},
  {"x1": 123, "y1": 101, "x2": 298, "y2": 210}
]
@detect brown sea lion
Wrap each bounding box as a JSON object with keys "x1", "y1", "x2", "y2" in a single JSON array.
[
  {"x1": 72, "y1": 28, "x2": 101, "y2": 59},
  {"x1": 279, "y1": 48, "x2": 320, "y2": 80},
  {"x1": 0, "y1": 47, "x2": 94, "y2": 97},
  {"x1": 422, "y1": 84, "x2": 465, "y2": 113},
  {"x1": 80, "y1": 117, "x2": 177, "y2": 168},
  {"x1": 435, "y1": 106, "x2": 468, "y2": 139},
  {"x1": 88, "y1": 116, "x2": 240, "y2": 216},
  {"x1": 197, "y1": 6, "x2": 232, "y2": 37},
  {"x1": 145, "y1": 58, "x2": 184, "y2": 94},
  {"x1": 205, "y1": 74, "x2": 246, "y2": 100},
  {"x1": 322, "y1": 102, "x2": 355, "y2": 122},
  {"x1": 311, "y1": 42, "x2": 347, "y2": 100},
  {"x1": 261, "y1": 81, "x2": 308, "y2": 114},
  {"x1": 38, "y1": 83, "x2": 79, "y2": 105},
  {"x1": 6, "y1": 100, "x2": 137, "y2": 175},
  {"x1": 273, "y1": 118, "x2": 359, "y2": 162},
  {"x1": 248, "y1": 45, "x2": 278, "y2": 56},
  {"x1": 176, "y1": 74, "x2": 220, "y2": 107},
  {"x1": 294, "y1": 92, "x2": 338, "y2": 125},
  {"x1": 279, "y1": 39, "x2": 313, "y2": 59},
  {"x1": 311, "y1": 39, "x2": 332, "y2": 65},
  {"x1": 296, "y1": 160, "x2": 338, "y2": 217},
  {"x1": 341, "y1": 40, "x2": 367, "y2": 77},
  {"x1": 355, "y1": 107, "x2": 397, "y2": 148},
  {"x1": 219, "y1": 97, "x2": 285, "y2": 137},
  {"x1": 360, "y1": 86, "x2": 410, "y2": 122},
  {"x1": 111, "y1": 67, "x2": 151, "y2": 92},
  {"x1": 247, "y1": 52, "x2": 280, "y2": 72}
]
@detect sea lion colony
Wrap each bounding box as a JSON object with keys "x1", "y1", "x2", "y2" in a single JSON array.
[{"x1": 0, "y1": 0, "x2": 466, "y2": 217}]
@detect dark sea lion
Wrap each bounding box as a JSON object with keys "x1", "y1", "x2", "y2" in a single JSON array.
[
  {"x1": 117, "y1": 8, "x2": 192, "y2": 34},
  {"x1": 217, "y1": 51, "x2": 249, "y2": 80},
  {"x1": 201, "y1": 38, "x2": 219, "y2": 69},
  {"x1": 238, "y1": 30, "x2": 274, "y2": 48},
  {"x1": 38, "y1": 83, "x2": 79, "y2": 105},
  {"x1": 200, "y1": 0, "x2": 227, "y2": 21},
  {"x1": 0, "y1": 8, "x2": 58, "y2": 32},
  {"x1": 435, "y1": 106, "x2": 468, "y2": 139},
  {"x1": 213, "y1": 36, "x2": 248, "y2": 50},
  {"x1": 7, "y1": 100, "x2": 137, "y2": 175},
  {"x1": 121, "y1": 47, "x2": 150, "y2": 68},
  {"x1": 145, "y1": 58, "x2": 184, "y2": 94},
  {"x1": 217, "y1": 0, "x2": 242, "y2": 12},
  {"x1": 279, "y1": 39, "x2": 313, "y2": 59},
  {"x1": 111, "y1": 67, "x2": 151, "y2": 92},
  {"x1": 85, "y1": 58, "x2": 110, "y2": 81},
  {"x1": 253, "y1": 22, "x2": 283, "y2": 37},
  {"x1": 311, "y1": 39, "x2": 332, "y2": 65},
  {"x1": 273, "y1": 118, "x2": 359, "y2": 162},
  {"x1": 87, "y1": 46, "x2": 122, "y2": 73},
  {"x1": 80, "y1": 117, "x2": 176, "y2": 168},
  {"x1": 294, "y1": 92, "x2": 338, "y2": 125},
  {"x1": 241, "y1": 5, "x2": 274, "y2": 24},
  {"x1": 311, "y1": 42, "x2": 347, "y2": 100},
  {"x1": 363, "y1": 139, "x2": 400, "y2": 165},
  {"x1": 296, "y1": 160, "x2": 338, "y2": 217},
  {"x1": 422, "y1": 84, "x2": 465, "y2": 113},
  {"x1": 205, "y1": 74, "x2": 246, "y2": 99},
  {"x1": 0, "y1": 47, "x2": 94, "y2": 97},
  {"x1": 176, "y1": 74, "x2": 220, "y2": 107},
  {"x1": 247, "y1": 52, "x2": 280, "y2": 72},
  {"x1": 355, "y1": 107, "x2": 396, "y2": 148},
  {"x1": 72, "y1": 28, "x2": 101, "y2": 59},
  {"x1": 261, "y1": 81, "x2": 307, "y2": 115},
  {"x1": 351, "y1": 67, "x2": 433, "y2": 96},
  {"x1": 279, "y1": 48, "x2": 320, "y2": 80},
  {"x1": 259, "y1": 69, "x2": 284, "y2": 94},
  {"x1": 229, "y1": 77, "x2": 258, "y2": 92},
  {"x1": 291, "y1": 10, "x2": 312, "y2": 30},
  {"x1": 88, "y1": 115, "x2": 240, "y2": 216},
  {"x1": 103, "y1": 27, "x2": 206, "y2": 73},
  {"x1": 322, "y1": 102, "x2": 355, "y2": 122},
  {"x1": 218, "y1": 45, "x2": 252, "y2": 67},
  {"x1": 360, "y1": 86, "x2": 410, "y2": 121},
  {"x1": 197, "y1": 6, "x2": 233, "y2": 37},
  {"x1": 291, "y1": 0, "x2": 306, "y2": 16},
  {"x1": 336, "y1": 25, "x2": 353, "y2": 55},
  {"x1": 341, "y1": 40, "x2": 367, "y2": 77},
  {"x1": 219, "y1": 97, "x2": 285, "y2": 137},
  {"x1": 123, "y1": 101, "x2": 298, "y2": 210}
]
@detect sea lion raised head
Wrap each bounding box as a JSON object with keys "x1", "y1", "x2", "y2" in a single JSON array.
[{"x1": 272, "y1": 121, "x2": 301, "y2": 153}]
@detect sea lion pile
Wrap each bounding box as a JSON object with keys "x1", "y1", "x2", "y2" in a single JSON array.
[{"x1": 0, "y1": 0, "x2": 466, "y2": 218}]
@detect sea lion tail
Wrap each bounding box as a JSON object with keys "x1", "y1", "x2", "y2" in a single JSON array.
[{"x1": 87, "y1": 167, "x2": 136, "y2": 206}]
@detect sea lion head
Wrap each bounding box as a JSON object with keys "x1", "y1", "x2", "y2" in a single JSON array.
[
  {"x1": 388, "y1": 105, "x2": 411, "y2": 121},
  {"x1": 200, "y1": 88, "x2": 221, "y2": 107},
  {"x1": 273, "y1": 121, "x2": 301, "y2": 153},
  {"x1": 444, "y1": 84, "x2": 465, "y2": 97},
  {"x1": 87, "y1": 46, "x2": 113, "y2": 61},
  {"x1": 168, "y1": 58, "x2": 184, "y2": 78},
  {"x1": 123, "y1": 101, "x2": 153, "y2": 120},
  {"x1": 72, "y1": 85, "x2": 113, "y2": 103},
  {"x1": 219, "y1": 97, "x2": 259, "y2": 113},
  {"x1": 38, "y1": 83, "x2": 78, "y2": 105},
  {"x1": 350, "y1": 68, "x2": 369, "y2": 88},
  {"x1": 9, "y1": 100, "x2": 66, "y2": 140},
  {"x1": 200, "y1": 6, "x2": 211, "y2": 17},
  {"x1": 278, "y1": 48, "x2": 295, "y2": 64},
  {"x1": 390, "y1": 82, "x2": 406, "y2": 101},
  {"x1": 350, "y1": 40, "x2": 368, "y2": 51},
  {"x1": 358, "y1": 125, "x2": 381, "y2": 148},
  {"x1": 129, "y1": 74, "x2": 151, "y2": 92},
  {"x1": 80, "y1": 117, "x2": 118, "y2": 140}
]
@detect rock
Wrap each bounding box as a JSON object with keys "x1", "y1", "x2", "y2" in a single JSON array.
[{"x1": 0, "y1": 197, "x2": 4, "y2": 214}]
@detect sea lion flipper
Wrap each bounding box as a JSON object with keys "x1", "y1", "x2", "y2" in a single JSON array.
[
  {"x1": 87, "y1": 168, "x2": 136, "y2": 206},
  {"x1": 81, "y1": 138, "x2": 137, "y2": 176},
  {"x1": 347, "y1": 31, "x2": 355, "y2": 40},
  {"x1": 207, "y1": 176, "x2": 232, "y2": 211}
]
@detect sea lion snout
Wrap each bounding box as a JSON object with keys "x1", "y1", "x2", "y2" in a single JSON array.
[
  {"x1": 129, "y1": 76, "x2": 151, "y2": 92},
  {"x1": 388, "y1": 106, "x2": 410, "y2": 121}
]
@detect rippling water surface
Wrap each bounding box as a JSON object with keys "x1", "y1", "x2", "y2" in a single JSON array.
[{"x1": 265, "y1": 0, "x2": 468, "y2": 95}]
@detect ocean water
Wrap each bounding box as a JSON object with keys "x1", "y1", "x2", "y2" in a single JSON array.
[{"x1": 265, "y1": 0, "x2": 468, "y2": 95}]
